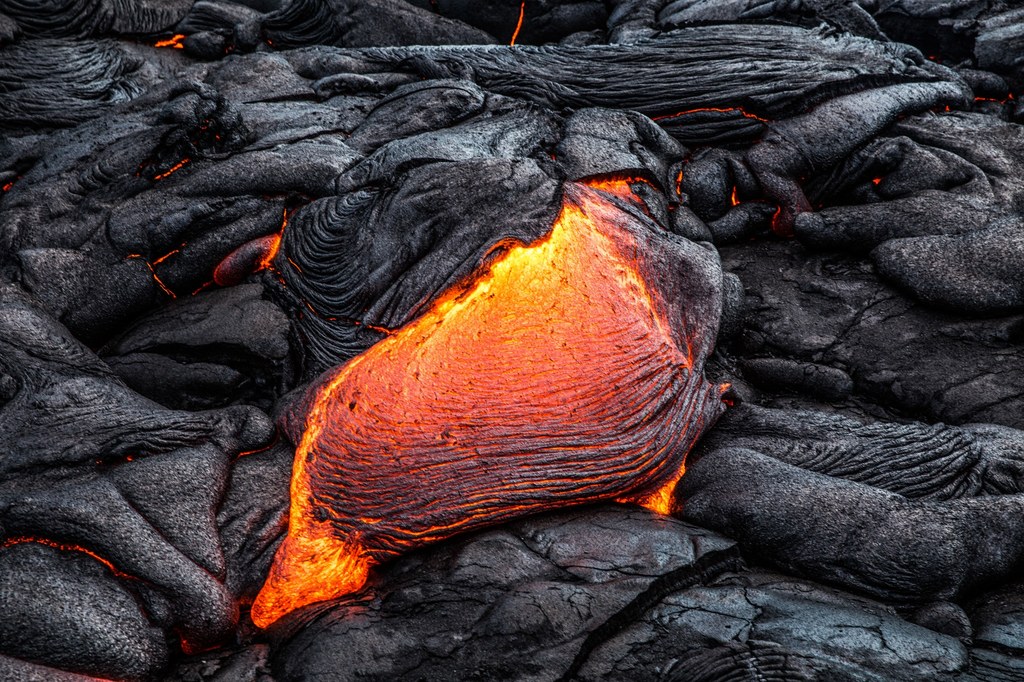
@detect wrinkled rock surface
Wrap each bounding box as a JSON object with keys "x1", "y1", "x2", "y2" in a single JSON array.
[{"x1": 1, "y1": 1, "x2": 1023, "y2": 680}]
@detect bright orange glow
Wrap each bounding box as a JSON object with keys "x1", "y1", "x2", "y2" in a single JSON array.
[
  {"x1": 147, "y1": 263, "x2": 176, "y2": 298},
  {"x1": 257, "y1": 208, "x2": 291, "y2": 272},
  {"x1": 258, "y1": 234, "x2": 282, "y2": 272},
  {"x1": 252, "y1": 180, "x2": 727, "y2": 627},
  {"x1": 617, "y1": 464, "x2": 686, "y2": 515},
  {"x1": 154, "y1": 34, "x2": 186, "y2": 49},
  {"x1": 585, "y1": 174, "x2": 656, "y2": 205},
  {"x1": 214, "y1": 208, "x2": 291, "y2": 286},
  {"x1": 1, "y1": 537, "x2": 134, "y2": 582},
  {"x1": 510, "y1": 2, "x2": 525, "y2": 46},
  {"x1": 653, "y1": 107, "x2": 770, "y2": 125},
  {"x1": 720, "y1": 382, "x2": 735, "y2": 407},
  {"x1": 730, "y1": 186, "x2": 739, "y2": 206},
  {"x1": 126, "y1": 253, "x2": 177, "y2": 298},
  {"x1": 1, "y1": 182, "x2": 13, "y2": 192},
  {"x1": 153, "y1": 158, "x2": 190, "y2": 181},
  {"x1": 872, "y1": 177, "x2": 883, "y2": 186},
  {"x1": 152, "y1": 247, "x2": 181, "y2": 265}
]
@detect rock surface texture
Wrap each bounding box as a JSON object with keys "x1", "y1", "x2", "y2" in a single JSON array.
[{"x1": 1, "y1": 0, "x2": 1023, "y2": 680}]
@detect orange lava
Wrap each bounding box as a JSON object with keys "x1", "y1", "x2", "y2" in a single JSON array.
[
  {"x1": 510, "y1": 1, "x2": 526, "y2": 46},
  {"x1": 1, "y1": 537, "x2": 134, "y2": 582},
  {"x1": 252, "y1": 180, "x2": 727, "y2": 627},
  {"x1": 152, "y1": 247, "x2": 181, "y2": 265},
  {"x1": 653, "y1": 107, "x2": 770, "y2": 125},
  {"x1": 872, "y1": 177, "x2": 883, "y2": 186},
  {"x1": 213, "y1": 207, "x2": 292, "y2": 286},
  {"x1": 730, "y1": 186, "x2": 740, "y2": 206},
  {"x1": 258, "y1": 234, "x2": 282, "y2": 272},
  {"x1": 154, "y1": 34, "x2": 186, "y2": 49},
  {"x1": 257, "y1": 208, "x2": 292, "y2": 272},
  {"x1": 154, "y1": 158, "x2": 190, "y2": 181},
  {"x1": 126, "y1": 254, "x2": 177, "y2": 298}
]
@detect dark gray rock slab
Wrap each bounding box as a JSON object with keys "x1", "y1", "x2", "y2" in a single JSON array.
[
  {"x1": 722, "y1": 239, "x2": 1024, "y2": 428},
  {"x1": 271, "y1": 506, "x2": 735, "y2": 681},
  {"x1": 680, "y1": 447, "x2": 1024, "y2": 604}
]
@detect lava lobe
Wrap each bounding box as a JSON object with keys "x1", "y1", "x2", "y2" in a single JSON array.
[{"x1": 253, "y1": 180, "x2": 730, "y2": 626}]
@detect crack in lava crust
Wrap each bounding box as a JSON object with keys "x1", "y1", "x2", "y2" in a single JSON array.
[{"x1": 252, "y1": 182, "x2": 730, "y2": 627}]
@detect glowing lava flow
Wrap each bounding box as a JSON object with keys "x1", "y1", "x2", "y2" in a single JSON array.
[
  {"x1": 510, "y1": 1, "x2": 526, "y2": 45},
  {"x1": 653, "y1": 107, "x2": 771, "y2": 125},
  {"x1": 154, "y1": 34, "x2": 186, "y2": 49},
  {"x1": 252, "y1": 181, "x2": 729, "y2": 627}
]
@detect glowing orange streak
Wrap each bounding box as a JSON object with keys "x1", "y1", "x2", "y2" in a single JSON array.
[
  {"x1": 126, "y1": 254, "x2": 177, "y2": 298},
  {"x1": 152, "y1": 247, "x2": 181, "y2": 265},
  {"x1": 153, "y1": 158, "x2": 190, "y2": 181},
  {"x1": 730, "y1": 186, "x2": 739, "y2": 206},
  {"x1": 154, "y1": 34, "x2": 186, "y2": 49},
  {"x1": 191, "y1": 280, "x2": 214, "y2": 296},
  {"x1": 1, "y1": 182, "x2": 13, "y2": 192},
  {"x1": 2, "y1": 537, "x2": 135, "y2": 582},
  {"x1": 653, "y1": 107, "x2": 770, "y2": 125},
  {"x1": 252, "y1": 180, "x2": 721, "y2": 627},
  {"x1": 258, "y1": 235, "x2": 282, "y2": 271},
  {"x1": 872, "y1": 177, "x2": 883, "y2": 186},
  {"x1": 585, "y1": 174, "x2": 656, "y2": 202},
  {"x1": 257, "y1": 208, "x2": 292, "y2": 272},
  {"x1": 510, "y1": 1, "x2": 525, "y2": 46},
  {"x1": 147, "y1": 263, "x2": 176, "y2": 298}
]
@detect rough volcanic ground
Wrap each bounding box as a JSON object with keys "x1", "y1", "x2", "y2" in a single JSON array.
[{"x1": 1, "y1": 1, "x2": 1024, "y2": 681}]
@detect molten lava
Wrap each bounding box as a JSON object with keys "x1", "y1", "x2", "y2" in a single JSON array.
[
  {"x1": 510, "y1": 1, "x2": 526, "y2": 46},
  {"x1": 154, "y1": 35, "x2": 186, "y2": 49},
  {"x1": 153, "y1": 158, "x2": 189, "y2": 181},
  {"x1": 653, "y1": 107, "x2": 771, "y2": 125},
  {"x1": 252, "y1": 180, "x2": 729, "y2": 627},
  {"x1": 1, "y1": 537, "x2": 134, "y2": 582}
]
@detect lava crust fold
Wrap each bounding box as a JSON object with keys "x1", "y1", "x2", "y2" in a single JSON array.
[{"x1": 252, "y1": 181, "x2": 730, "y2": 626}]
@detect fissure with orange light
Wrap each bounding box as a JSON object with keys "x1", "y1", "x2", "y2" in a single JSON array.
[{"x1": 252, "y1": 178, "x2": 731, "y2": 627}]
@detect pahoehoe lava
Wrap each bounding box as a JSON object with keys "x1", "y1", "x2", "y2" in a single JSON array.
[{"x1": 1, "y1": 1, "x2": 1024, "y2": 681}]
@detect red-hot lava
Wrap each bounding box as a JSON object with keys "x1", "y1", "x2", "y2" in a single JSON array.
[
  {"x1": 154, "y1": 35, "x2": 186, "y2": 49},
  {"x1": 653, "y1": 107, "x2": 771, "y2": 125},
  {"x1": 251, "y1": 179, "x2": 730, "y2": 627},
  {"x1": 510, "y1": 1, "x2": 526, "y2": 46}
]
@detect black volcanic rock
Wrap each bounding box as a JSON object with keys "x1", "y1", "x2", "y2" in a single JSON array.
[
  {"x1": 2, "y1": 2, "x2": 1024, "y2": 680},
  {"x1": 271, "y1": 506, "x2": 738, "y2": 681}
]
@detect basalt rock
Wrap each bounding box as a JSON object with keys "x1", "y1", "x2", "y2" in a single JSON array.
[
  {"x1": 680, "y1": 446, "x2": 1024, "y2": 603},
  {"x1": 3, "y1": 2, "x2": 1024, "y2": 680},
  {"x1": 704, "y1": 404, "x2": 1024, "y2": 500},
  {"x1": 0, "y1": 284, "x2": 275, "y2": 677},
  {"x1": 721, "y1": 239, "x2": 1024, "y2": 428}
]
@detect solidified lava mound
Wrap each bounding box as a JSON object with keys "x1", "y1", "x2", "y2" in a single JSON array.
[{"x1": 1, "y1": 1, "x2": 1024, "y2": 681}]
